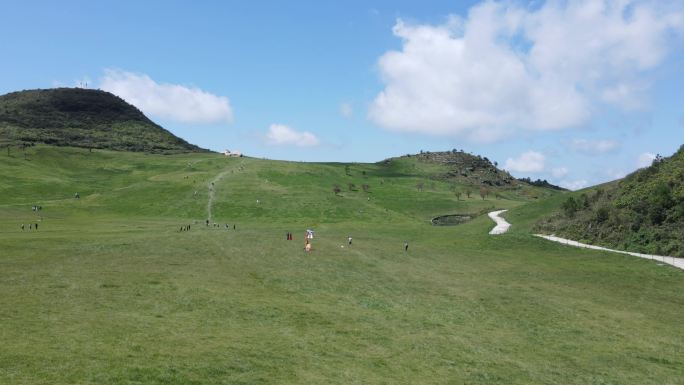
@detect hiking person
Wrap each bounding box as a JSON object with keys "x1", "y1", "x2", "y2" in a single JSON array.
[
  {"x1": 206, "y1": 219, "x2": 209, "y2": 226},
  {"x1": 29, "y1": 224, "x2": 32, "y2": 230},
  {"x1": 348, "y1": 236, "x2": 352, "y2": 245},
  {"x1": 34, "y1": 223, "x2": 38, "y2": 230},
  {"x1": 404, "y1": 242, "x2": 409, "y2": 252},
  {"x1": 21, "y1": 224, "x2": 24, "y2": 231}
]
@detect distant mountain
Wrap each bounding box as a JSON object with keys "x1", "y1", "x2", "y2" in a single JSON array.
[
  {"x1": 0, "y1": 88, "x2": 207, "y2": 153},
  {"x1": 536, "y1": 145, "x2": 684, "y2": 256}
]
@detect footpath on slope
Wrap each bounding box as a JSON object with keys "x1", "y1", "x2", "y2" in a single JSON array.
[
  {"x1": 207, "y1": 162, "x2": 244, "y2": 221},
  {"x1": 534, "y1": 234, "x2": 684, "y2": 270},
  {"x1": 486, "y1": 210, "x2": 683, "y2": 270},
  {"x1": 487, "y1": 210, "x2": 510, "y2": 235}
]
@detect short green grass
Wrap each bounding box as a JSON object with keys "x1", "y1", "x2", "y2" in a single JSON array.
[{"x1": 1, "y1": 146, "x2": 682, "y2": 384}]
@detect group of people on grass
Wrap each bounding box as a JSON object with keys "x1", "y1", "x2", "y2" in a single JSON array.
[
  {"x1": 289, "y1": 231, "x2": 409, "y2": 253},
  {"x1": 21, "y1": 223, "x2": 38, "y2": 231},
  {"x1": 180, "y1": 221, "x2": 237, "y2": 232}
]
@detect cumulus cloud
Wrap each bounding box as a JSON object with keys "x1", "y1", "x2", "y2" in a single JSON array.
[
  {"x1": 340, "y1": 102, "x2": 353, "y2": 118},
  {"x1": 99, "y1": 69, "x2": 233, "y2": 124},
  {"x1": 560, "y1": 179, "x2": 589, "y2": 191},
  {"x1": 637, "y1": 152, "x2": 656, "y2": 168},
  {"x1": 570, "y1": 139, "x2": 620, "y2": 154},
  {"x1": 264, "y1": 124, "x2": 320, "y2": 147},
  {"x1": 505, "y1": 151, "x2": 546, "y2": 173},
  {"x1": 369, "y1": 0, "x2": 684, "y2": 141},
  {"x1": 551, "y1": 167, "x2": 569, "y2": 178}
]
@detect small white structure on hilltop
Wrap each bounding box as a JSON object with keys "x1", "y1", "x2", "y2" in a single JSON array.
[{"x1": 223, "y1": 149, "x2": 242, "y2": 157}]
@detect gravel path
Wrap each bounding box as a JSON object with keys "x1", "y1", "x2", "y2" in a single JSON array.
[
  {"x1": 534, "y1": 234, "x2": 684, "y2": 270},
  {"x1": 488, "y1": 210, "x2": 511, "y2": 235},
  {"x1": 486, "y1": 209, "x2": 682, "y2": 270}
]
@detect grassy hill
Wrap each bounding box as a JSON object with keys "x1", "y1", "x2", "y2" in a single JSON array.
[
  {"x1": 0, "y1": 88, "x2": 207, "y2": 153},
  {"x1": 1, "y1": 145, "x2": 682, "y2": 384},
  {"x1": 535, "y1": 145, "x2": 684, "y2": 257},
  {"x1": 380, "y1": 150, "x2": 563, "y2": 195}
]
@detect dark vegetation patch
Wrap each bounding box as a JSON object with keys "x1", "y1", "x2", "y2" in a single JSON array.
[
  {"x1": 518, "y1": 177, "x2": 565, "y2": 191},
  {"x1": 536, "y1": 146, "x2": 684, "y2": 257},
  {"x1": 0, "y1": 88, "x2": 208, "y2": 154}
]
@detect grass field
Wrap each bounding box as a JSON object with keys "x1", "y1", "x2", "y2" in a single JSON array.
[{"x1": 1, "y1": 146, "x2": 682, "y2": 384}]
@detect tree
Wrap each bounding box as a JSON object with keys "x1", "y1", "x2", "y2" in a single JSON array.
[
  {"x1": 594, "y1": 205, "x2": 610, "y2": 223},
  {"x1": 465, "y1": 188, "x2": 472, "y2": 198},
  {"x1": 561, "y1": 197, "x2": 579, "y2": 217},
  {"x1": 345, "y1": 165, "x2": 351, "y2": 176},
  {"x1": 648, "y1": 182, "x2": 673, "y2": 225},
  {"x1": 333, "y1": 185, "x2": 342, "y2": 195},
  {"x1": 416, "y1": 182, "x2": 424, "y2": 192},
  {"x1": 362, "y1": 184, "x2": 370, "y2": 192},
  {"x1": 455, "y1": 190, "x2": 462, "y2": 200},
  {"x1": 348, "y1": 183, "x2": 356, "y2": 191},
  {"x1": 479, "y1": 187, "x2": 489, "y2": 200}
]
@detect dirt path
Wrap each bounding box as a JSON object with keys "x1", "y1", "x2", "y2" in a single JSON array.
[
  {"x1": 488, "y1": 210, "x2": 510, "y2": 235},
  {"x1": 534, "y1": 234, "x2": 684, "y2": 270},
  {"x1": 207, "y1": 168, "x2": 235, "y2": 221}
]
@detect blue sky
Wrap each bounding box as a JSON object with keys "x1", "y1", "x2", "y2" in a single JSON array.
[{"x1": 2, "y1": 0, "x2": 683, "y2": 189}]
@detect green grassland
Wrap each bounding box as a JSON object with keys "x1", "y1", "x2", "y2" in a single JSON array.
[{"x1": 1, "y1": 146, "x2": 682, "y2": 384}]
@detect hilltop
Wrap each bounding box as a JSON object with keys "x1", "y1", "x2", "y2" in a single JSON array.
[
  {"x1": 380, "y1": 150, "x2": 564, "y2": 192},
  {"x1": 536, "y1": 145, "x2": 684, "y2": 256},
  {"x1": 0, "y1": 88, "x2": 207, "y2": 153}
]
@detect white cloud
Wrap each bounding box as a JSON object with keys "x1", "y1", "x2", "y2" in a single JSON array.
[
  {"x1": 340, "y1": 102, "x2": 353, "y2": 118},
  {"x1": 570, "y1": 139, "x2": 620, "y2": 154},
  {"x1": 637, "y1": 152, "x2": 656, "y2": 168},
  {"x1": 99, "y1": 69, "x2": 233, "y2": 124},
  {"x1": 551, "y1": 167, "x2": 569, "y2": 178},
  {"x1": 369, "y1": 1, "x2": 684, "y2": 141},
  {"x1": 505, "y1": 151, "x2": 546, "y2": 173},
  {"x1": 560, "y1": 179, "x2": 589, "y2": 191},
  {"x1": 264, "y1": 124, "x2": 320, "y2": 147}
]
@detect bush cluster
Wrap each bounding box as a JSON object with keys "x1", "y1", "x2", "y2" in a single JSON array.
[{"x1": 535, "y1": 145, "x2": 684, "y2": 257}]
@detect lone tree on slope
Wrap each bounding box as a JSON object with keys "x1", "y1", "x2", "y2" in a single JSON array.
[{"x1": 479, "y1": 187, "x2": 489, "y2": 200}]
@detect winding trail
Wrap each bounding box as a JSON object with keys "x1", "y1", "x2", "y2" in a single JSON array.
[
  {"x1": 487, "y1": 210, "x2": 511, "y2": 235},
  {"x1": 486, "y1": 210, "x2": 682, "y2": 269},
  {"x1": 534, "y1": 234, "x2": 684, "y2": 270}
]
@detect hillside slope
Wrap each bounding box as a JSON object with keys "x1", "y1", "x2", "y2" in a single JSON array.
[
  {"x1": 0, "y1": 145, "x2": 558, "y2": 224},
  {"x1": 0, "y1": 88, "x2": 207, "y2": 153},
  {"x1": 380, "y1": 150, "x2": 563, "y2": 195},
  {"x1": 535, "y1": 145, "x2": 684, "y2": 256}
]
